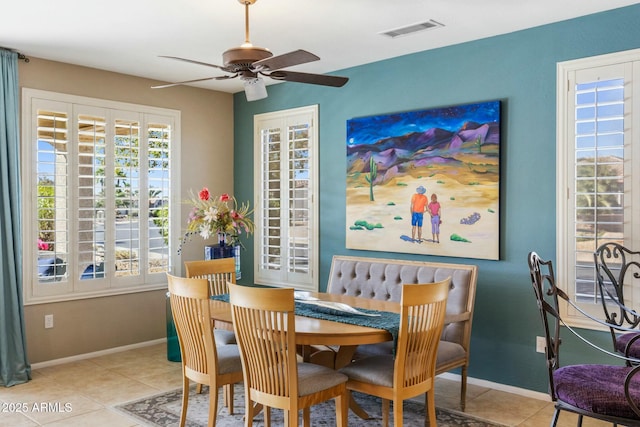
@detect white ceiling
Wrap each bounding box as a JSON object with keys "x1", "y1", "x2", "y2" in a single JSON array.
[{"x1": 2, "y1": 0, "x2": 638, "y2": 94}]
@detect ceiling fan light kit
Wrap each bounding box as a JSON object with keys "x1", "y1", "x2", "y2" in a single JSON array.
[
  {"x1": 153, "y1": 0, "x2": 348, "y2": 101},
  {"x1": 243, "y1": 76, "x2": 268, "y2": 101}
]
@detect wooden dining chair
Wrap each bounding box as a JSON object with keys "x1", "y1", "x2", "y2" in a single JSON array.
[
  {"x1": 185, "y1": 257, "x2": 237, "y2": 344},
  {"x1": 184, "y1": 257, "x2": 236, "y2": 296},
  {"x1": 167, "y1": 274, "x2": 244, "y2": 427},
  {"x1": 339, "y1": 278, "x2": 451, "y2": 427},
  {"x1": 184, "y1": 257, "x2": 238, "y2": 401},
  {"x1": 228, "y1": 282, "x2": 349, "y2": 427}
]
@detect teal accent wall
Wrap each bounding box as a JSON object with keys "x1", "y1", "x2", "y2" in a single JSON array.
[{"x1": 234, "y1": 5, "x2": 640, "y2": 393}]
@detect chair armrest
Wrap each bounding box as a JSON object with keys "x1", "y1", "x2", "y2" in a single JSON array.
[{"x1": 444, "y1": 312, "x2": 470, "y2": 325}]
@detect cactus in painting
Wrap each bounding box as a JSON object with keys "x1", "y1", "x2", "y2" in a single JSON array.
[
  {"x1": 365, "y1": 156, "x2": 378, "y2": 201},
  {"x1": 475, "y1": 136, "x2": 483, "y2": 153}
]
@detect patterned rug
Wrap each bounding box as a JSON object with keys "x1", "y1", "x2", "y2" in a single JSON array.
[{"x1": 115, "y1": 385, "x2": 507, "y2": 426}]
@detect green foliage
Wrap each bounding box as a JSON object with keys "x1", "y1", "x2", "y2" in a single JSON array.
[
  {"x1": 37, "y1": 178, "x2": 55, "y2": 243},
  {"x1": 387, "y1": 202, "x2": 396, "y2": 206},
  {"x1": 468, "y1": 182, "x2": 480, "y2": 185},
  {"x1": 393, "y1": 216, "x2": 403, "y2": 220},
  {"x1": 488, "y1": 208, "x2": 495, "y2": 213},
  {"x1": 150, "y1": 200, "x2": 170, "y2": 245},
  {"x1": 396, "y1": 182, "x2": 407, "y2": 186},
  {"x1": 450, "y1": 233, "x2": 471, "y2": 243},
  {"x1": 437, "y1": 180, "x2": 445, "y2": 184},
  {"x1": 353, "y1": 220, "x2": 383, "y2": 230}
]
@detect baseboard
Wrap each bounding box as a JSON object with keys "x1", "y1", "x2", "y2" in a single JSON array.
[
  {"x1": 31, "y1": 340, "x2": 550, "y2": 402},
  {"x1": 31, "y1": 338, "x2": 167, "y2": 370},
  {"x1": 437, "y1": 372, "x2": 550, "y2": 402}
]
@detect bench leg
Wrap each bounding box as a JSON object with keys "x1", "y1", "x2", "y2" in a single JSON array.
[{"x1": 460, "y1": 366, "x2": 468, "y2": 411}]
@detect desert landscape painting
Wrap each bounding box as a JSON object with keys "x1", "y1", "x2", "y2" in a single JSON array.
[{"x1": 346, "y1": 101, "x2": 501, "y2": 260}]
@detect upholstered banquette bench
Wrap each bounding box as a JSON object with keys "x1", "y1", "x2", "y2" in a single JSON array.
[{"x1": 327, "y1": 255, "x2": 478, "y2": 410}]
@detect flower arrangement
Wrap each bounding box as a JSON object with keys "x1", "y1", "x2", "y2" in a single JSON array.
[{"x1": 181, "y1": 187, "x2": 254, "y2": 251}]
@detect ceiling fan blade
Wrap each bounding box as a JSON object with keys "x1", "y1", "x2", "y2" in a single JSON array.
[
  {"x1": 151, "y1": 75, "x2": 236, "y2": 89},
  {"x1": 268, "y1": 70, "x2": 348, "y2": 87},
  {"x1": 252, "y1": 49, "x2": 319, "y2": 71},
  {"x1": 159, "y1": 55, "x2": 231, "y2": 72}
]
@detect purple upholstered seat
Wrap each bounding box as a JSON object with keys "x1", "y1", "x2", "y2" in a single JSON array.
[
  {"x1": 616, "y1": 332, "x2": 640, "y2": 359},
  {"x1": 554, "y1": 364, "x2": 640, "y2": 420}
]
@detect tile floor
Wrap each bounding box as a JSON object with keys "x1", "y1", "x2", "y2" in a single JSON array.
[{"x1": 0, "y1": 343, "x2": 611, "y2": 426}]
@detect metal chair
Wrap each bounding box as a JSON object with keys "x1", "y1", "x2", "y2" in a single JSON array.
[
  {"x1": 595, "y1": 242, "x2": 640, "y2": 362},
  {"x1": 338, "y1": 279, "x2": 450, "y2": 427},
  {"x1": 528, "y1": 252, "x2": 640, "y2": 426},
  {"x1": 167, "y1": 274, "x2": 243, "y2": 427},
  {"x1": 228, "y1": 282, "x2": 349, "y2": 427}
]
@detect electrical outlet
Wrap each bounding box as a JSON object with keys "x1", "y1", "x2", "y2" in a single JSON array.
[
  {"x1": 44, "y1": 314, "x2": 54, "y2": 329},
  {"x1": 536, "y1": 336, "x2": 546, "y2": 353}
]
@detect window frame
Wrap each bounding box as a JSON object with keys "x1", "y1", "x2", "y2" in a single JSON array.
[
  {"x1": 253, "y1": 105, "x2": 319, "y2": 291},
  {"x1": 22, "y1": 88, "x2": 181, "y2": 305},
  {"x1": 557, "y1": 49, "x2": 640, "y2": 328}
]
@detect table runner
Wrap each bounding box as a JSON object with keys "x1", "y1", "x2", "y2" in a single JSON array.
[{"x1": 211, "y1": 294, "x2": 400, "y2": 348}]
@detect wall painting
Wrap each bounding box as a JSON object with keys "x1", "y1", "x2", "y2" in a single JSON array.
[{"x1": 346, "y1": 100, "x2": 501, "y2": 260}]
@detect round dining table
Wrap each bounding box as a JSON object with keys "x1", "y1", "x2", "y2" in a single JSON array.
[
  {"x1": 209, "y1": 291, "x2": 399, "y2": 349},
  {"x1": 209, "y1": 291, "x2": 400, "y2": 419}
]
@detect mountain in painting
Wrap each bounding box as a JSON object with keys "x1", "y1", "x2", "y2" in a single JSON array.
[{"x1": 347, "y1": 121, "x2": 499, "y2": 183}]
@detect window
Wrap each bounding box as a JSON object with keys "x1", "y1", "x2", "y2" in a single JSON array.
[
  {"x1": 253, "y1": 106, "x2": 318, "y2": 291},
  {"x1": 557, "y1": 49, "x2": 640, "y2": 327},
  {"x1": 22, "y1": 89, "x2": 181, "y2": 304}
]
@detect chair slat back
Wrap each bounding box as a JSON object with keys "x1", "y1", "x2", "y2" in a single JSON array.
[
  {"x1": 167, "y1": 274, "x2": 216, "y2": 379},
  {"x1": 394, "y1": 279, "x2": 450, "y2": 390},
  {"x1": 184, "y1": 258, "x2": 236, "y2": 296},
  {"x1": 228, "y1": 283, "x2": 298, "y2": 404}
]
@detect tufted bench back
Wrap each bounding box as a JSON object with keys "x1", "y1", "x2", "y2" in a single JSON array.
[
  {"x1": 327, "y1": 255, "x2": 477, "y2": 349},
  {"x1": 327, "y1": 255, "x2": 478, "y2": 410}
]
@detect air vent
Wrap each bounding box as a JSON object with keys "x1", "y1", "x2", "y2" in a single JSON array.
[{"x1": 380, "y1": 20, "x2": 444, "y2": 38}]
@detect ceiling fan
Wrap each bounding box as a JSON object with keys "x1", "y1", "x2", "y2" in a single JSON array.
[{"x1": 152, "y1": 0, "x2": 349, "y2": 101}]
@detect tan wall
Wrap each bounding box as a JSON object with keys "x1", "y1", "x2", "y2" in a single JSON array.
[{"x1": 19, "y1": 57, "x2": 234, "y2": 363}]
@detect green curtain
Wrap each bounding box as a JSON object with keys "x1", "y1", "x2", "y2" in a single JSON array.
[{"x1": 0, "y1": 49, "x2": 30, "y2": 386}]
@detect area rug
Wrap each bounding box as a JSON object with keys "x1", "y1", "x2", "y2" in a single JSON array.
[{"x1": 115, "y1": 385, "x2": 507, "y2": 426}]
